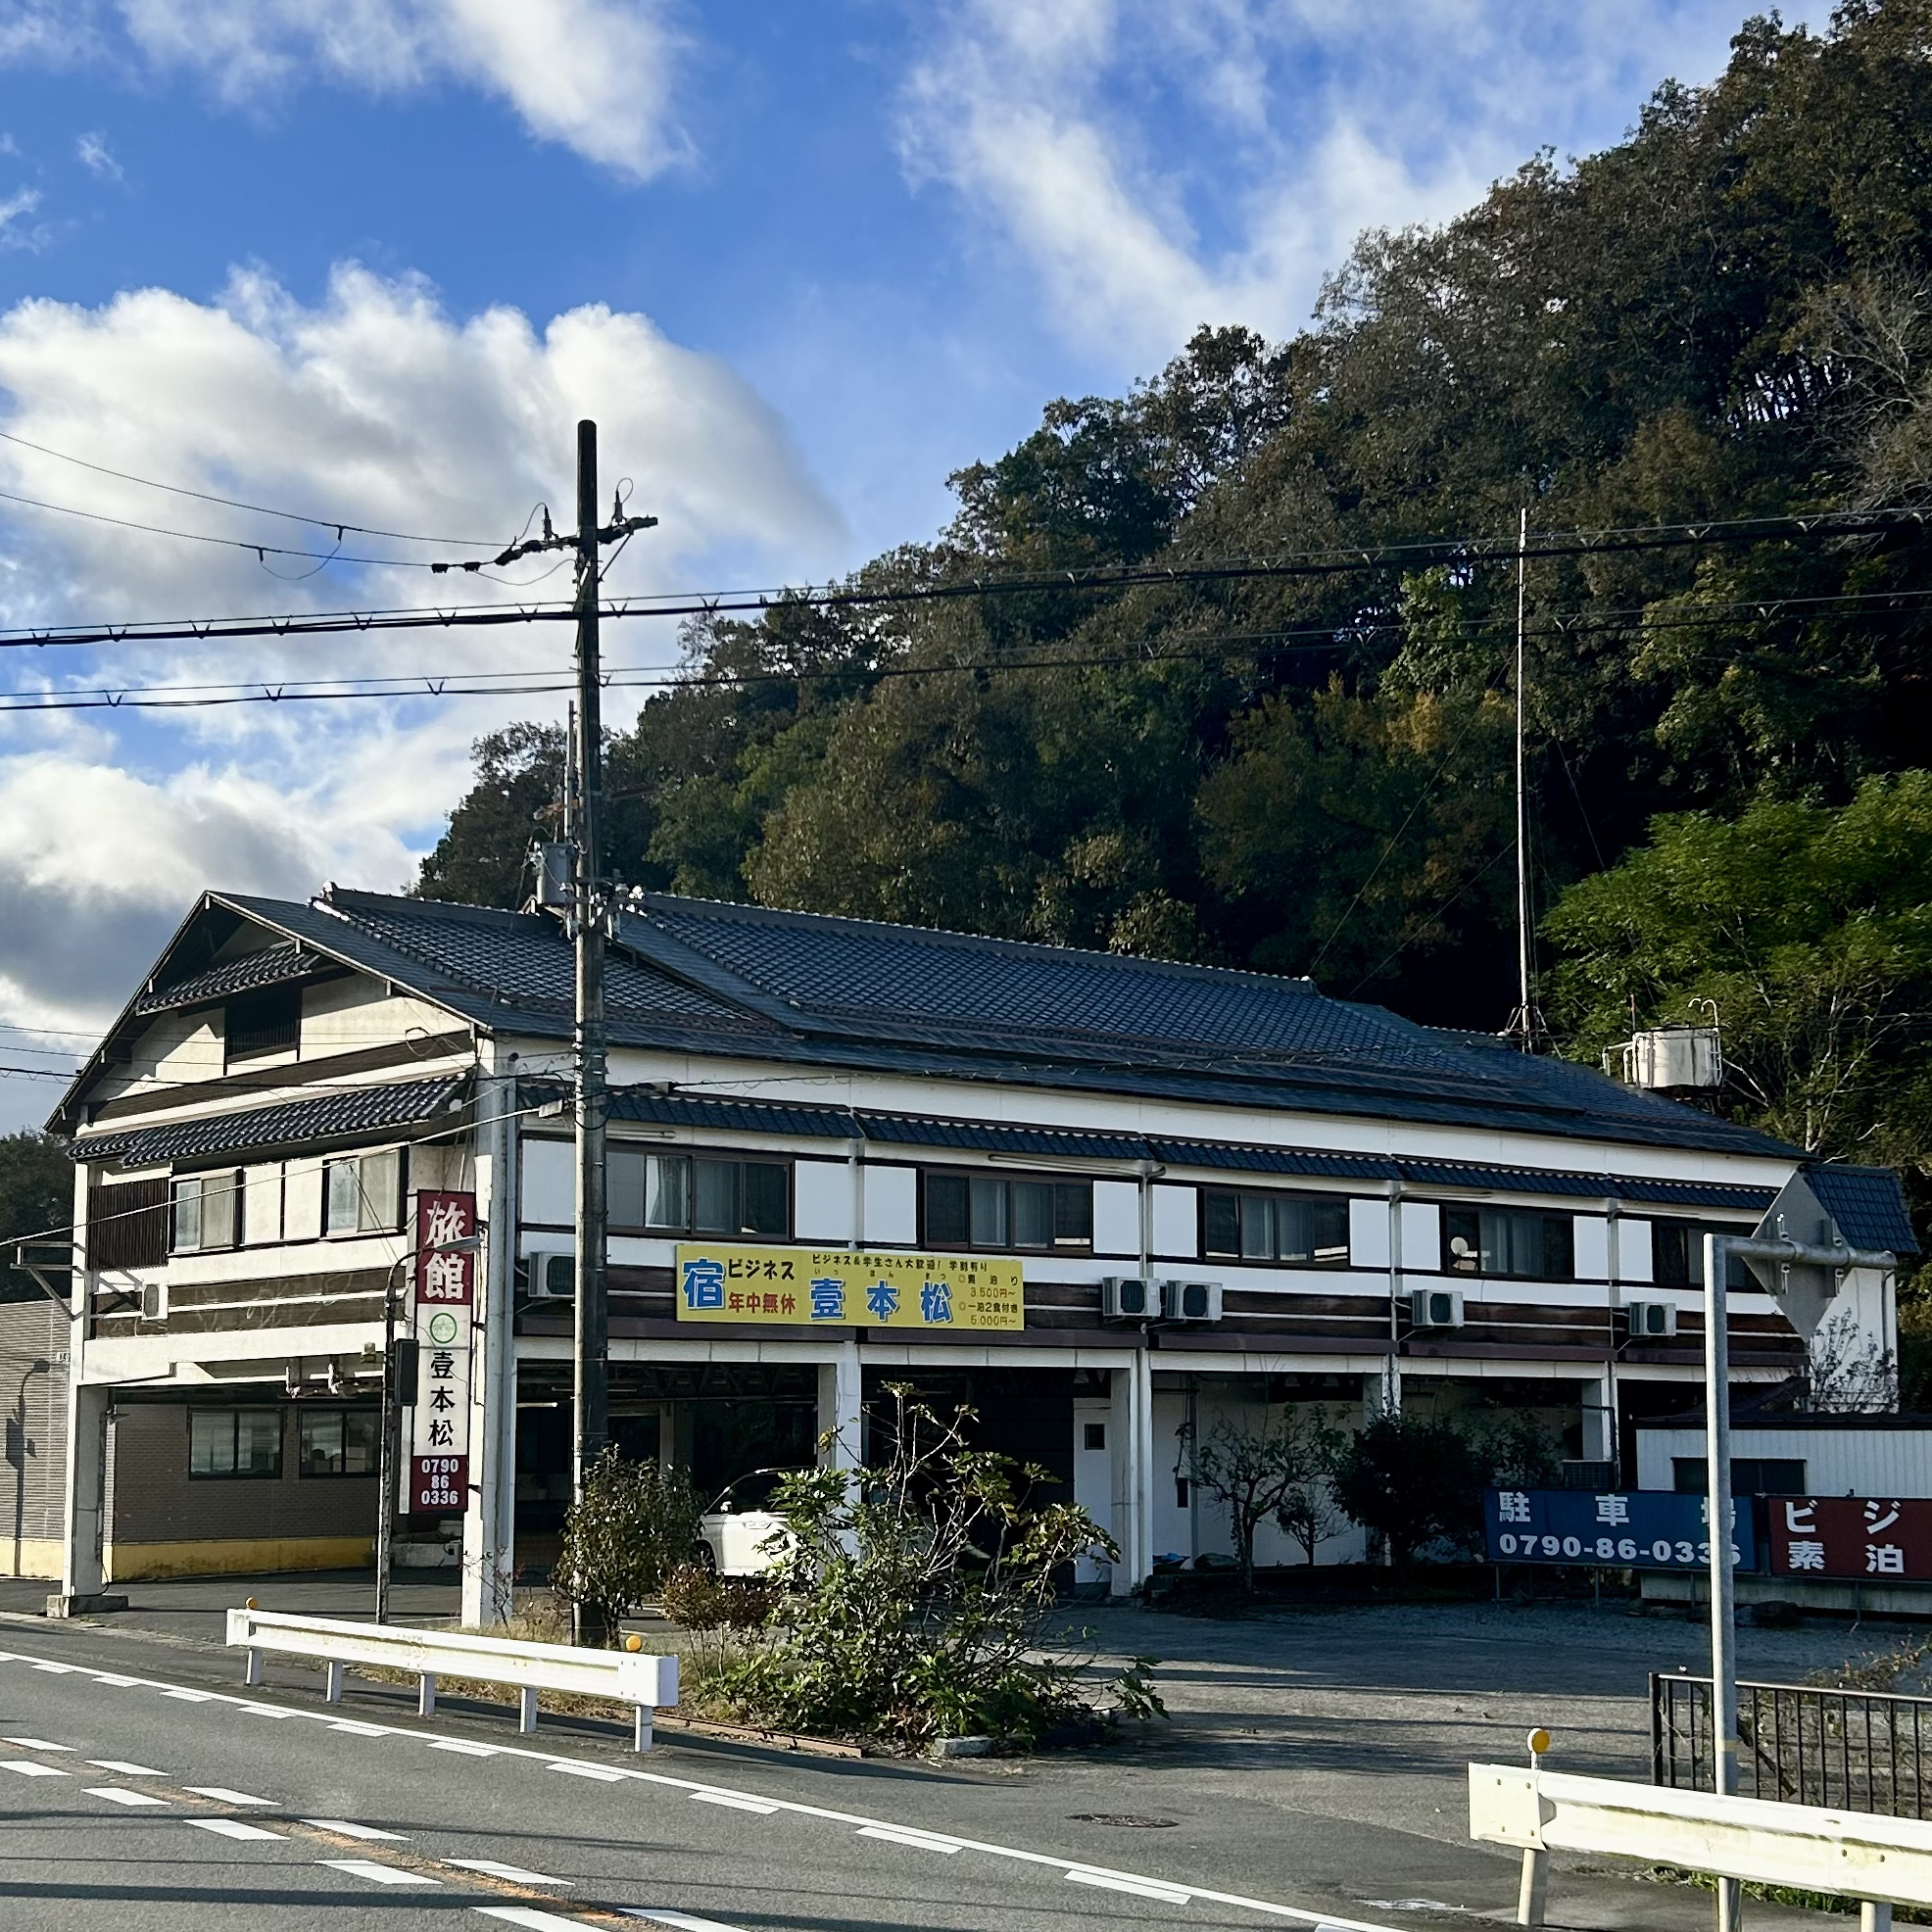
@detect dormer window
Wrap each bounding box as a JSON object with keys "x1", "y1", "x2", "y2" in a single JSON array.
[{"x1": 224, "y1": 984, "x2": 301, "y2": 1066}]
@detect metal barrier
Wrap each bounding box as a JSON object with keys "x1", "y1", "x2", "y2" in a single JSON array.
[
  {"x1": 1473, "y1": 1760, "x2": 1915, "y2": 1929},
  {"x1": 225, "y1": 1606, "x2": 679, "y2": 1751},
  {"x1": 1655, "y1": 1671, "x2": 1932, "y2": 1820}
]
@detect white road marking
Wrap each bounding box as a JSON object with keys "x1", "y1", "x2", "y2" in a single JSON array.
[
  {"x1": 239, "y1": 1703, "x2": 298, "y2": 1719},
  {"x1": 446, "y1": 1858, "x2": 569, "y2": 1885},
  {"x1": 0, "y1": 1760, "x2": 67, "y2": 1777},
  {"x1": 29, "y1": 1660, "x2": 78, "y2": 1674},
  {"x1": 90, "y1": 1674, "x2": 141, "y2": 1687},
  {"x1": 473, "y1": 1910, "x2": 588, "y2": 1930},
  {"x1": 319, "y1": 1858, "x2": 441, "y2": 1886},
  {"x1": 3, "y1": 1736, "x2": 70, "y2": 1750},
  {"x1": 327, "y1": 1719, "x2": 394, "y2": 1737},
  {"x1": 0, "y1": 1639, "x2": 1404, "y2": 1932},
  {"x1": 89, "y1": 1761, "x2": 165, "y2": 1776},
  {"x1": 305, "y1": 1818, "x2": 409, "y2": 1841},
  {"x1": 689, "y1": 1790, "x2": 777, "y2": 1813},
  {"x1": 856, "y1": 1824, "x2": 962, "y2": 1854},
  {"x1": 183, "y1": 1785, "x2": 275, "y2": 1806},
  {"x1": 623, "y1": 1913, "x2": 754, "y2": 1932},
  {"x1": 85, "y1": 1786, "x2": 169, "y2": 1808},
  {"x1": 186, "y1": 1817, "x2": 285, "y2": 1842},
  {"x1": 1068, "y1": 1868, "x2": 1194, "y2": 1905}
]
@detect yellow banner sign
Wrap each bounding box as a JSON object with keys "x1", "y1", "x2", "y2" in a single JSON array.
[{"x1": 674, "y1": 1243, "x2": 1024, "y2": 1329}]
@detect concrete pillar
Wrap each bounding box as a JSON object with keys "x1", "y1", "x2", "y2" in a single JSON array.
[
  {"x1": 463, "y1": 1068, "x2": 517, "y2": 1628},
  {"x1": 1110, "y1": 1345, "x2": 1153, "y2": 1594},
  {"x1": 817, "y1": 1344, "x2": 862, "y2": 1473},
  {"x1": 55, "y1": 1381, "x2": 114, "y2": 1611}
]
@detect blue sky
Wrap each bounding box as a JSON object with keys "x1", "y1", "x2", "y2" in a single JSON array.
[{"x1": 0, "y1": 0, "x2": 1808, "y2": 1125}]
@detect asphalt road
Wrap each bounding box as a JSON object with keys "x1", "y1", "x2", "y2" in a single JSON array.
[
  {"x1": 0, "y1": 1597, "x2": 1854, "y2": 1931},
  {"x1": 0, "y1": 1622, "x2": 1405, "y2": 1932}
]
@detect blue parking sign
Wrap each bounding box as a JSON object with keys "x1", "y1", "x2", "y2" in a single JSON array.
[{"x1": 1485, "y1": 1487, "x2": 1757, "y2": 1571}]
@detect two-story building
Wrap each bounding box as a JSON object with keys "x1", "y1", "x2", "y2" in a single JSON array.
[{"x1": 38, "y1": 884, "x2": 1911, "y2": 1618}]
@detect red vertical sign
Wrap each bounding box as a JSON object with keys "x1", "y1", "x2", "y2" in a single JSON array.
[{"x1": 410, "y1": 1190, "x2": 475, "y2": 1518}]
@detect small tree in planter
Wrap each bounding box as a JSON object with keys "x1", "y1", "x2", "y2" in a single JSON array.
[
  {"x1": 1183, "y1": 1406, "x2": 1339, "y2": 1590},
  {"x1": 552, "y1": 1447, "x2": 703, "y2": 1643}
]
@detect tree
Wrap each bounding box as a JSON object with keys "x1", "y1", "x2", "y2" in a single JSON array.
[
  {"x1": 550, "y1": 1448, "x2": 702, "y2": 1642},
  {"x1": 0, "y1": 1133, "x2": 69, "y2": 1305},
  {"x1": 1545, "y1": 773, "x2": 1932, "y2": 1186},
  {"x1": 1183, "y1": 1406, "x2": 1339, "y2": 1589},
  {"x1": 1330, "y1": 1409, "x2": 1488, "y2": 1569}
]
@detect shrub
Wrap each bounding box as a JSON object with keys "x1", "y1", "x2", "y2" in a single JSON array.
[
  {"x1": 551, "y1": 1448, "x2": 703, "y2": 1639},
  {"x1": 708, "y1": 1384, "x2": 1140, "y2": 1747}
]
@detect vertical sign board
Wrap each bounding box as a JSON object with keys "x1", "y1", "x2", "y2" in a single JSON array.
[
  {"x1": 1485, "y1": 1488, "x2": 1758, "y2": 1572},
  {"x1": 411, "y1": 1189, "x2": 474, "y2": 1520},
  {"x1": 1766, "y1": 1497, "x2": 1932, "y2": 1580}
]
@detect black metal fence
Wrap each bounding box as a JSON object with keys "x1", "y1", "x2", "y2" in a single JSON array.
[{"x1": 1653, "y1": 1671, "x2": 1932, "y2": 1817}]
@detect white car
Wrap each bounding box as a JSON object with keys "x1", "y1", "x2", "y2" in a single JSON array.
[{"x1": 699, "y1": 1508, "x2": 793, "y2": 1576}]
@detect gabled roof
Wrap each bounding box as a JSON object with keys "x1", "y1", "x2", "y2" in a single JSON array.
[{"x1": 53, "y1": 884, "x2": 1802, "y2": 1165}]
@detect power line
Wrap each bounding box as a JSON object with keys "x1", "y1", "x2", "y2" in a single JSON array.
[
  {"x1": 0, "y1": 502, "x2": 1924, "y2": 657},
  {"x1": 0, "y1": 425, "x2": 507, "y2": 547},
  {"x1": 4, "y1": 585, "x2": 1931, "y2": 714}
]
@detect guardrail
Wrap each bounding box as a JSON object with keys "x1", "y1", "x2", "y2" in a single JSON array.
[
  {"x1": 1655, "y1": 1669, "x2": 1932, "y2": 1820},
  {"x1": 1472, "y1": 1759, "x2": 1916, "y2": 1930},
  {"x1": 225, "y1": 1607, "x2": 679, "y2": 1751}
]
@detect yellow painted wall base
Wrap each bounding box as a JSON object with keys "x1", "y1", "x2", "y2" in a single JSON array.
[
  {"x1": 106, "y1": 1535, "x2": 375, "y2": 1581},
  {"x1": 1, "y1": 1539, "x2": 63, "y2": 1580}
]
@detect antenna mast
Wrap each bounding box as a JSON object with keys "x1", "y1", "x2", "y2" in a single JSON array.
[{"x1": 1506, "y1": 506, "x2": 1544, "y2": 1051}]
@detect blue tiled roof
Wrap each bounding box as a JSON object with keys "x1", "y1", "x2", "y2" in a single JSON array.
[
  {"x1": 53, "y1": 885, "x2": 1809, "y2": 1166},
  {"x1": 75, "y1": 1075, "x2": 469, "y2": 1169},
  {"x1": 135, "y1": 941, "x2": 332, "y2": 1014},
  {"x1": 1806, "y1": 1163, "x2": 1920, "y2": 1256}
]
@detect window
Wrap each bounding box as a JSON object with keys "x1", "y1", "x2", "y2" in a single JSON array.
[
  {"x1": 1443, "y1": 1207, "x2": 1574, "y2": 1280},
  {"x1": 1651, "y1": 1221, "x2": 1754, "y2": 1290},
  {"x1": 1083, "y1": 1423, "x2": 1106, "y2": 1452},
  {"x1": 1673, "y1": 1458, "x2": 1807, "y2": 1497},
  {"x1": 322, "y1": 1149, "x2": 403, "y2": 1235},
  {"x1": 170, "y1": 1171, "x2": 241, "y2": 1252},
  {"x1": 91, "y1": 1177, "x2": 169, "y2": 1269},
  {"x1": 1202, "y1": 1189, "x2": 1349, "y2": 1265},
  {"x1": 223, "y1": 985, "x2": 301, "y2": 1065},
  {"x1": 298, "y1": 1408, "x2": 379, "y2": 1476},
  {"x1": 188, "y1": 1409, "x2": 282, "y2": 1478},
  {"x1": 611, "y1": 1151, "x2": 789, "y2": 1238},
  {"x1": 921, "y1": 1172, "x2": 1093, "y2": 1252}
]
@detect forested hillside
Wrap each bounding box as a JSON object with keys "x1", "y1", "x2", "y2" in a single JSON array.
[{"x1": 419, "y1": 4, "x2": 1932, "y2": 1200}]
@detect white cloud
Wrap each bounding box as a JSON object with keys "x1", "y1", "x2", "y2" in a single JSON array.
[
  {"x1": 1, "y1": 0, "x2": 686, "y2": 180},
  {"x1": 0, "y1": 185, "x2": 42, "y2": 252},
  {"x1": 74, "y1": 130, "x2": 120, "y2": 179},
  {"x1": 899, "y1": 0, "x2": 1790, "y2": 367},
  {"x1": 0, "y1": 264, "x2": 844, "y2": 1117}
]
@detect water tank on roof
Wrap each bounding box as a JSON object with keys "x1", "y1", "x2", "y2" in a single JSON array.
[{"x1": 1618, "y1": 1025, "x2": 1723, "y2": 1091}]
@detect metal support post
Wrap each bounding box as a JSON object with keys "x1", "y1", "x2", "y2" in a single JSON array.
[
  {"x1": 375, "y1": 1258, "x2": 403, "y2": 1624},
  {"x1": 1862, "y1": 1904, "x2": 1894, "y2": 1931},
  {"x1": 1703, "y1": 1232, "x2": 1742, "y2": 1932}
]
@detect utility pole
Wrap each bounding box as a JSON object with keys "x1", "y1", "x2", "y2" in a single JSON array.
[
  {"x1": 1506, "y1": 506, "x2": 1543, "y2": 1052},
  {"x1": 572, "y1": 421, "x2": 609, "y2": 1638}
]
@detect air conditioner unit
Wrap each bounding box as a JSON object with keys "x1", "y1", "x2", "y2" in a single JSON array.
[
  {"x1": 1159, "y1": 1280, "x2": 1224, "y2": 1324},
  {"x1": 1410, "y1": 1286, "x2": 1464, "y2": 1328},
  {"x1": 1101, "y1": 1277, "x2": 1155, "y2": 1321},
  {"x1": 140, "y1": 1280, "x2": 167, "y2": 1323},
  {"x1": 526, "y1": 1251, "x2": 575, "y2": 1300},
  {"x1": 1624, "y1": 1298, "x2": 1677, "y2": 1339}
]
